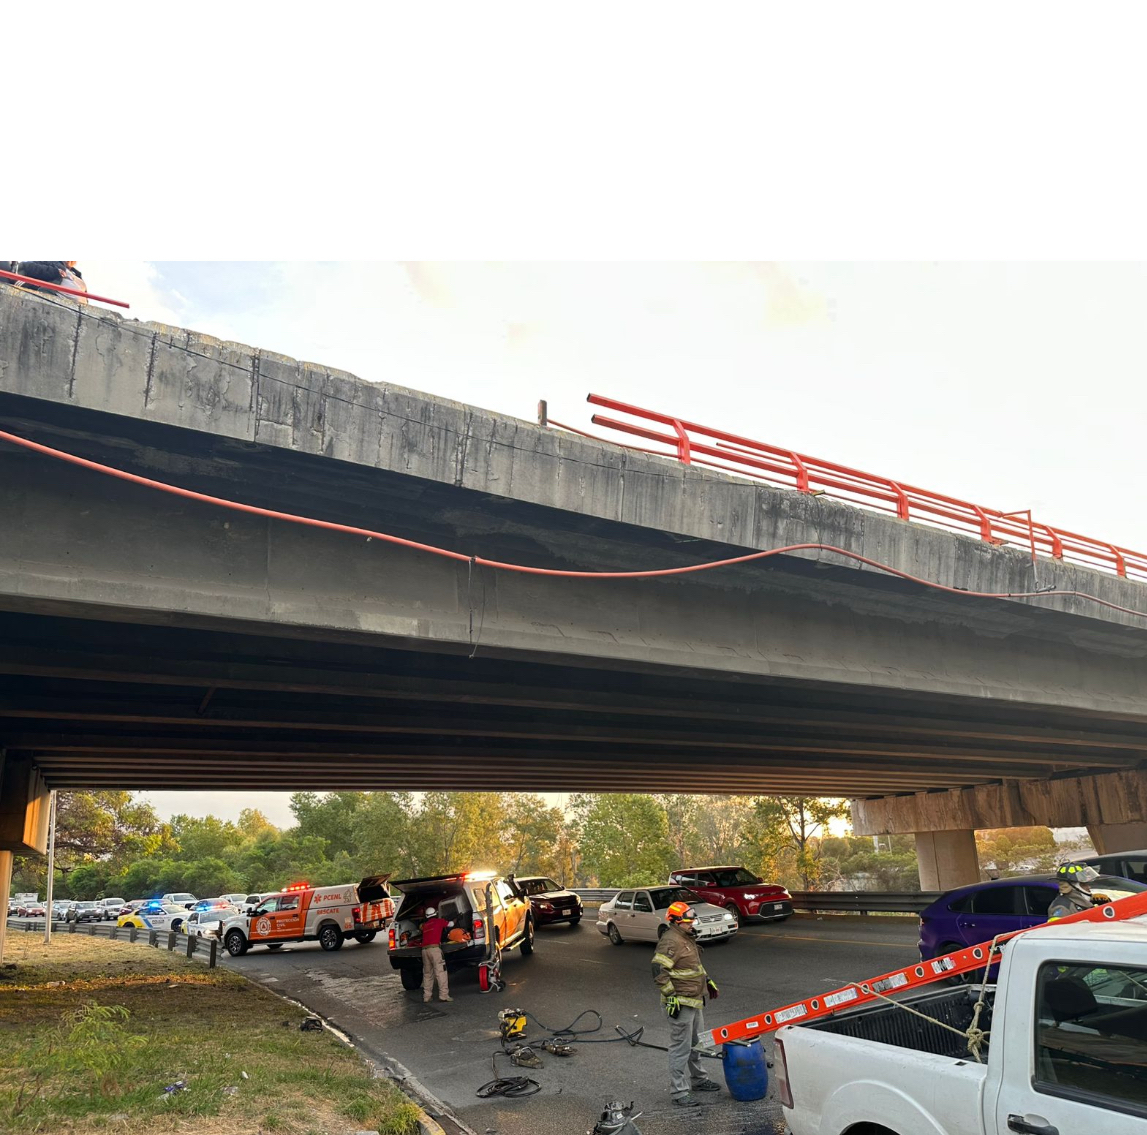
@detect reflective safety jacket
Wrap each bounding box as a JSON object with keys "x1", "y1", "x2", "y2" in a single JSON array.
[
  {"x1": 651, "y1": 924, "x2": 708, "y2": 1009},
  {"x1": 1048, "y1": 889, "x2": 1092, "y2": 922}
]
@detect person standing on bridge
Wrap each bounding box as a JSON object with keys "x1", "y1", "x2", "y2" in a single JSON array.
[{"x1": 652, "y1": 901, "x2": 722, "y2": 1107}]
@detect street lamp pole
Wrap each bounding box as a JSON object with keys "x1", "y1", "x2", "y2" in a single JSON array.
[{"x1": 43, "y1": 791, "x2": 56, "y2": 946}]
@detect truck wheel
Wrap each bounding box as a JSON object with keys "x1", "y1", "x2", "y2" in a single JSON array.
[
  {"x1": 318, "y1": 924, "x2": 344, "y2": 952},
  {"x1": 225, "y1": 929, "x2": 248, "y2": 957},
  {"x1": 607, "y1": 923, "x2": 624, "y2": 946},
  {"x1": 353, "y1": 931, "x2": 377, "y2": 944},
  {"x1": 399, "y1": 965, "x2": 422, "y2": 991},
  {"x1": 520, "y1": 918, "x2": 535, "y2": 956}
]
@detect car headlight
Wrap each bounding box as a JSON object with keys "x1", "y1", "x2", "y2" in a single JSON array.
[{"x1": 723, "y1": 912, "x2": 735, "y2": 921}]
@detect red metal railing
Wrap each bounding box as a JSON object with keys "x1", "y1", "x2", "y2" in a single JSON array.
[
  {"x1": 0, "y1": 268, "x2": 130, "y2": 309},
  {"x1": 544, "y1": 394, "x2": 1147, "y2": 583}
]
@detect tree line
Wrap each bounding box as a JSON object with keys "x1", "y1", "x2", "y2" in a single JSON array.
[{"x1": 11, "y1": 790, "x2": 936, "y2": 901}]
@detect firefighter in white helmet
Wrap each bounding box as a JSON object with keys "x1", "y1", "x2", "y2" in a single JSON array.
[{"x1": 417, "y1": 905, "x2": 454, "y2": 1003}]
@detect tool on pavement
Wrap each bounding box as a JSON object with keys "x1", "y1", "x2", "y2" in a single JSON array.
[
  {"x1": 498, "y1": 1008, "x2": 528, "y2": 1042},
  {"x1": 590, "y1": 1100, "x2": 643, "y2": 1135}
]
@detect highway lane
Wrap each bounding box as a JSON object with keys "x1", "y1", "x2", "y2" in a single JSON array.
[{"x1": 220, "y1": 914, "x2": 921, "y2": 1135}]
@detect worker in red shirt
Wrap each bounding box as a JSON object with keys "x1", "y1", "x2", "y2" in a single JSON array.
[{"x1": 417, "y1": 905, "x2": 464, "y2": 1003}]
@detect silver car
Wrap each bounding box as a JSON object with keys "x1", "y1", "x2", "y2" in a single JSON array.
[{"x1": 596, "y1": 885, "x2": 737, "y2": 945}]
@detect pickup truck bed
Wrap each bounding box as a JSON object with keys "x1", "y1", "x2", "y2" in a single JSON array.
[{"x1": 807, "y1": 985, "x2": 993, "y2": 1060}]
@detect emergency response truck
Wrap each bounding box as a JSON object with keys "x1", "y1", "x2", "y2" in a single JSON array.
[{"x1": 219, "y1": 875, "x2": 394, "y2": 956}]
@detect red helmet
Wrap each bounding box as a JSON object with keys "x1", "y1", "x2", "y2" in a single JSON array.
[{"x1": 666, "y1": 901, "x2": 696, "y2": 925}]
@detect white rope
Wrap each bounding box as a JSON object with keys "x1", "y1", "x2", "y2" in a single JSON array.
[{"x1": 851, "y1": 936, "x2": 1005, "y2": 1064}]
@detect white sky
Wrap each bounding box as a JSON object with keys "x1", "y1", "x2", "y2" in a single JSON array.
[{"x1": 75, "y1": 261, "x2": 1147, "y2": 828}]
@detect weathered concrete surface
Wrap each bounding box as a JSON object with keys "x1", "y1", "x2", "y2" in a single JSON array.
[
  {"x1": 852, "y1": 767, "x2": 1147, "y2": 834},
  {"x1": 3, "y1": 455, "x2": 1147, "y2": 717},
  {"x1": 1088, "y1": 822, "x2": 1147, "y2": 855},
  {"x1": 3, "y1": 283, "x2": 1146, "y2": 632},
  {"x1": 914, "y1": 829, "x2": 980, "y2": 890}
]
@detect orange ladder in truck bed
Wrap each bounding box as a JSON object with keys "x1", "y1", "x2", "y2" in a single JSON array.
[{"x1": 709, "y1": 890, "x2": 1147, "y2": 1047}]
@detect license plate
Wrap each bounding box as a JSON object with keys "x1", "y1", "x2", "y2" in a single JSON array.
[
  {"x1": 562, "y1": 909, "x2": 572, "y2": 915},
  {"x1": 772, "y1": 903, "x2": 784, "y2": 910}
]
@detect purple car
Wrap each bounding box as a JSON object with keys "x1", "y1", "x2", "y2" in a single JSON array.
[{"x1": 918, "y1": 873, "x2": 1147, "y2": 964}]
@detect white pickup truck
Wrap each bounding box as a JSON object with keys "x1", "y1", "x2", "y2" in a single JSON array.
[{"x1": 777, "y1": 916, "x2": 1147, "y2": 1135}]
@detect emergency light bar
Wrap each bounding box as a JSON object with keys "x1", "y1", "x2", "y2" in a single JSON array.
[
  {"x1": 464, "y1": 870, "x2": 497, "y2": 881},
  {"x1": 283, "y1": 881, "x2": 309, "y2": 892},
  {"x1": 710, "y1": 889, "x2": 1147, "y2": 1047}
]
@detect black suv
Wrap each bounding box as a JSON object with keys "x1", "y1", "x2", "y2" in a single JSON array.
[{"x1": 516, "y1": 876, "x2": 582, "y2": 927}]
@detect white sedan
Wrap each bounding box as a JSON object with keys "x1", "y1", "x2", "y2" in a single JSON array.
[{"x1": 596, "y1": 886, "x2": 737, "y2": 945}]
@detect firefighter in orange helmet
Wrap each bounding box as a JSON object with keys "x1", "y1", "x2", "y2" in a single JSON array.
[{"x1": 651, "y1": 900, "x2": 722, "y2": 1106}]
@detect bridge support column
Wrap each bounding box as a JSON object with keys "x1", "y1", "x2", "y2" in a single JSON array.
[
  {"x1": 914, "y1": 829, "x2": 980, "y2": 892},
  {"x1": 0, "y1": 752, "x2": 51, "y2": 961},
  {"x1": 1087, "y1": 822, "x2": 1147, "y2": 856}
]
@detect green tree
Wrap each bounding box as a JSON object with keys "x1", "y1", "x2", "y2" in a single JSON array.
[
  {"x1": 52, "y1": 792, "x2": 170, "y2": 862},
  {"x1": 290, "y1": 792, "x2": 368, "y2": 860},
  {"x1": 503, "y1": 795, "x2": 564, "y2": 876},
  {"x1": 66, "y1": 864, "x2": 112, "y2": 900},
  {"x1": 746, "y1": 797, "x2": 851, "y2": 889},
  {"x1": 170, "y1": 814, "x2": 244, "y2": 861},
  {"x1": 352, "y1": 791, "x2": 419, "y2": 876},
  {"x1": 571, "y1": 794, "x2": 674, "y2": 887},
  {"x1": 976, "y1": 827, "x2": 1058, "y2": 878}
]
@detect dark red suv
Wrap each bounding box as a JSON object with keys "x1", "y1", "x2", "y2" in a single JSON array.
[{"x1": 668, "y1": 866, "x2": 792, "y2": 924}]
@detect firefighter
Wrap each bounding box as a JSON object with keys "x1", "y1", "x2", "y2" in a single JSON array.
[
  {"x1": 417, "y1": 905, "x2": 459, "y2": 1003},
  {"x1": 1048, "y1": 862, "x2": 1099, "y2": 921},
  {"x1": 651, "y1": 901, "x2": 721, "y2": 1107}
]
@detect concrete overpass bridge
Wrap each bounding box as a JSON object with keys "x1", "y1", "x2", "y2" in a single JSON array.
[{"x1": 2, "y1": 283, "x2": 1147, "y2": 893}]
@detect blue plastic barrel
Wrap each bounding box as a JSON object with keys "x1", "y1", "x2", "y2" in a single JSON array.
[{"x1": 721, "y1": 1037, "x2": 769, "y2": 1101}]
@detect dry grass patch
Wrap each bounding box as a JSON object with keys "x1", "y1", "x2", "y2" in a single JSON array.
[{"x1": 0, "y1": 932, "x2": 421, "y2": 1134}]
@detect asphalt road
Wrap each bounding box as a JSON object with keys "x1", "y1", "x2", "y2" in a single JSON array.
[{"x1": 219, "y1": 914, "x2": 921, "y2": 1135}]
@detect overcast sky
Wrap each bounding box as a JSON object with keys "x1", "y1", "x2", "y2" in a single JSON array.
[{"x1": 79, "y1": 261, "x2": 1147, "y2": 827}]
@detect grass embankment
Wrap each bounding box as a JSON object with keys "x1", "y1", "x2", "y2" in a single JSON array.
[{"x1": 0, "y1": 933, "x2": 421, "y2": 1135}]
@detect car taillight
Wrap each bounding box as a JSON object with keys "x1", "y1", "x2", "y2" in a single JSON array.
[
  {"x1": 472, "y1": 917, "x2": 485, "y2": 938},
  {"x1": 774, "y1": 1035, "x2": 794, "y2": 1108},
  {"x1": 388, "y1": 927, "x2": 396, "y2": 949},
  {"x1": 353, "y1": 906, "x2": 361, "y2": 921}
]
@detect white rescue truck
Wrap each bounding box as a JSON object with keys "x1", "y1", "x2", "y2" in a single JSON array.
[{"x1": 219, "y1": 875, "x2": 394, "y2": 957}]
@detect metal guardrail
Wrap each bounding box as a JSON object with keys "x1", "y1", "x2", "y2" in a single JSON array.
[
  {"x1": 6, "y1": 918, "x2": 218, "y2": 967},
  {"x1": 788, "y1": 890, "x2": 940, "y2": 914},
  {"x1": 572, "y1": 889, "x2": 619, "y2": 903},
  {"x1": 547, "y1": 394, "x2": 1147, "y2": 582},
  {"x1": 573, "y1": 889, "x2": 939, "y2": 914}
]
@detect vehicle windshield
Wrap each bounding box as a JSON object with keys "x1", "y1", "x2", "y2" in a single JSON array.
[
  {"x1": 76, "y1": 902, "x2": 96, "y2": 909},
  {"x1": 520, "y1": 879, "x2": 561, "y2": 895},
  {"x1": 649, "y1": 887, "x2": 706, "y2": 910},
  {"x1": 711, "y1": 868, "x2": 759, "y2": 887},
  {"x1": 169, "y1": 894, "x2": 194, "y2": 903},
  {"x1": 103, "y1": 898, "x2": 125, "y2": 905}
]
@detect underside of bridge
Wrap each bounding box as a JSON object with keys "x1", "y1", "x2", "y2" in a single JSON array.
[{"x1": 3, "y1": 608, "x2": 1147, "y2": 797}]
